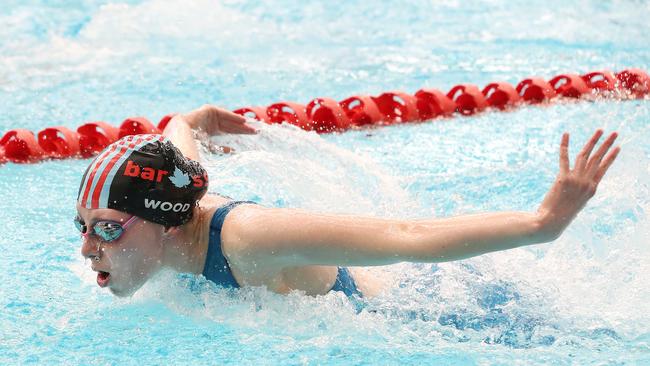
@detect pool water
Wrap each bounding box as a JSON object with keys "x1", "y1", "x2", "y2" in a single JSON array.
[{"x1": 1, "y1": 0, "x2": 649, "y2": 364}]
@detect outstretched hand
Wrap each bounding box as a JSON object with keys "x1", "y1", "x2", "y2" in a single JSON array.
[
  {"x1": 536, "y1": 129, "x2": 620, "y2": 240},
  {"x1": 183, "y1": 105, "x2": 257, "y2": 135}
]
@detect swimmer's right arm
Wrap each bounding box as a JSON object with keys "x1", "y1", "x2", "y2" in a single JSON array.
[
  {"x1": 226, "y1": 130, "x2": 620, "y2": 269},
  {"x1": 162, "y1": 105, "x2": 257, "y2": 161}
]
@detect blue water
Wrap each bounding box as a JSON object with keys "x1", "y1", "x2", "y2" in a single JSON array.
[{"x1": 1, "y1": 0, "x2": 649, "y2": 365}]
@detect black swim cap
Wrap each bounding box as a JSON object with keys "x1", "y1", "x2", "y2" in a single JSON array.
[{"x1": 77, "y1": 134, "x2": 208, "y2": 227}]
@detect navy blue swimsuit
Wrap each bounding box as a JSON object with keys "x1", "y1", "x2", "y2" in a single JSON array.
[{"x1": 202, "y1": 201, "x2": 362, "y2": 297}]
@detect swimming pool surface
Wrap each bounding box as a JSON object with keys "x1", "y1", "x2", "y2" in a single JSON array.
[{"x1": 1, "y1": 1, "x2": 649, "y2": 365}]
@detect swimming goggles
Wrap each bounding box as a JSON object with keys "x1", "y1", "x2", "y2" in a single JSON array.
[{"x1": 74, "y1": 216, "x2": 138, "y2": 242}]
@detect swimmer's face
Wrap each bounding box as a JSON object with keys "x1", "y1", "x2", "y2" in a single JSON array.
[{"x1": 76, "y1": 205, "x2": 164, "y2": 297}]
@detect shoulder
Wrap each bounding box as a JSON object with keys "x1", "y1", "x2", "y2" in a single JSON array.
[
  {"x1": 220, "y1": 203, "x2": 269, "y2": 249},
  {"x1": 221, "y1": 205, "x2": 314, "y2": 248},
  {"x1": 219, "y1": 203, "x2": 291, "y2": 278},
  {"x1": 220, "y1": 203, "x2": 294, "y2": 266}
]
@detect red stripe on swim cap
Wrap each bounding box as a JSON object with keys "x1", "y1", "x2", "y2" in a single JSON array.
[
  {"x1": 79, "y1": 148, "x2": 111, "y2": 206},
  {"x1": 90, "y1": 135, "x2": 147, "y2": 209},
  {"x1": 80, "y1": 137, "x2": 132, "y2": 207},
  {"x1": 95, "y1": 134, "x2": 166, "y2": 209}
]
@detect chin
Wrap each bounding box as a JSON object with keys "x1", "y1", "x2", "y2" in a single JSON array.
[
  {"x1": 109, "y1": 287, "x2": 135, "y2": 297},
  {"x1": 108, "y1": 282, "x2": 142, "y2": 297},
  {"x1": 106, "y1": 270, "x2": 155, "y2": 297}
]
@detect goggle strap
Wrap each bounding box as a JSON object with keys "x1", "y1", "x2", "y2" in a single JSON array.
[{"x1": 121, "y1": 215, "x2": 138, "y2": 230}]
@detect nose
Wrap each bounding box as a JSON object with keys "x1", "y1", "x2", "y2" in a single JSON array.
[{"x1": 80, "y1": 236, "x2": 100, "y2": 260}]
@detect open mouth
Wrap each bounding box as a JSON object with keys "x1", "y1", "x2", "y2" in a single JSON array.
[{"x1": 97, "y1": 271, "x2": 111, "y2": 287}]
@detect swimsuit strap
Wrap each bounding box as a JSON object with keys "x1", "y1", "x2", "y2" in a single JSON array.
[
  {"x1": 202, "y1": 200, "x2": 255, "y2": 288},
  {"x1": 331, "y1": 267, "x2": 363, "y2": 297}
]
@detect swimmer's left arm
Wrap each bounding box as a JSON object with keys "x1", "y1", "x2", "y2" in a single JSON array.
[
  {"x1": 226, "y1": 206, "x2": 546, "y2": 268},
  {"x1": 226, "y1": 129, "x2": 620, "y2": 270}
]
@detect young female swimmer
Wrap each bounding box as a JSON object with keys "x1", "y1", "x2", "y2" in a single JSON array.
[{"x1": 76, "y1": 105, "x2": 621, "y2": 298}]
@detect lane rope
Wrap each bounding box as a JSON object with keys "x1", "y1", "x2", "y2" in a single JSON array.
[{"x1": 0, "y1": 68, "x2": 648, "y2": 164}]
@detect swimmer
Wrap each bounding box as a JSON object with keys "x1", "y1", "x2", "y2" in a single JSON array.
[{"x1": 76, "y1": 105, "x2": 621, "y2": 298}]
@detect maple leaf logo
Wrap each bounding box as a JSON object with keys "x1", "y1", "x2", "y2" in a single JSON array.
[{"x1": 169, "y1": 167, "x2": 190, "y2": 188}]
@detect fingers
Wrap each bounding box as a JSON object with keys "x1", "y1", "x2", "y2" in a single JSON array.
[
  {"x1": 237, "y1": 124, "x2": 258, "y2": 134},
  {"x1": 219, "y1": 122, "x2": 257, "y2": 134},
  {"x1": 586, "y1": 132, "x2": 618, "y2": 175},
  {"x1": 593, "y1": 146, "x2": 620, "y2": 184},
  {"x1": 559, "y1": 132, "x2": 570, "y2": 173},
  {"x1": 219, "y1": 109, "x2": 247, "y2": 124},
  {"x1": 217, "y1": 108, "x2": 258, "y2": 134},
  {"x1": 575, "y1": 129, "x2": 603, "y2": 172}
]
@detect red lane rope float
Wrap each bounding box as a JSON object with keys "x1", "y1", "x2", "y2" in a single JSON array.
[
  {"x1": 482, "y1": 82, "x2": 521, "y2": 110},
  {"x1": 266, "y1": 102, "x2": 310, "y2": 130},
  {"x1": 118, "y1": 117, "x2": 160, "y2": 138},
  {"x1": 37, "y1": 126, "x2": 80, "y2": 159},
  {"x1": 77, "y1": 121, "x2": 120, "y2": 158},
  {"x1": 1, "y1": 68, "x2": 648, "y2": 165},
  {"x1": 305, "y1": 98, "x2": 350, "y2": 132},
  {"x1": 549, "y1": 74, "x2": 590, "y2": 98},
  {"x1": 582, "y1": 71, "x2": 617, "y2": 93},
  {"x1": 616, "y1": 68, "x2": 650, "y2": 98},
  {"x1": 339, "y1": 95, "x2": 384, "y2": 126},
  {"x1": 0, "y1": 129, "x2": 44, "y2": 163},
  {"x1": 516, "y1": 77, "x2": 556, "y2": 103},
  {"x1": 446, "y1": 84, "x2": 489, "y2": 115},
  {"x1": 372, "y1": 91, "x2": 420, "y2": 123},
  {"x1": 414, "y1": 88, "x2": 456, "y2": 119}
]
